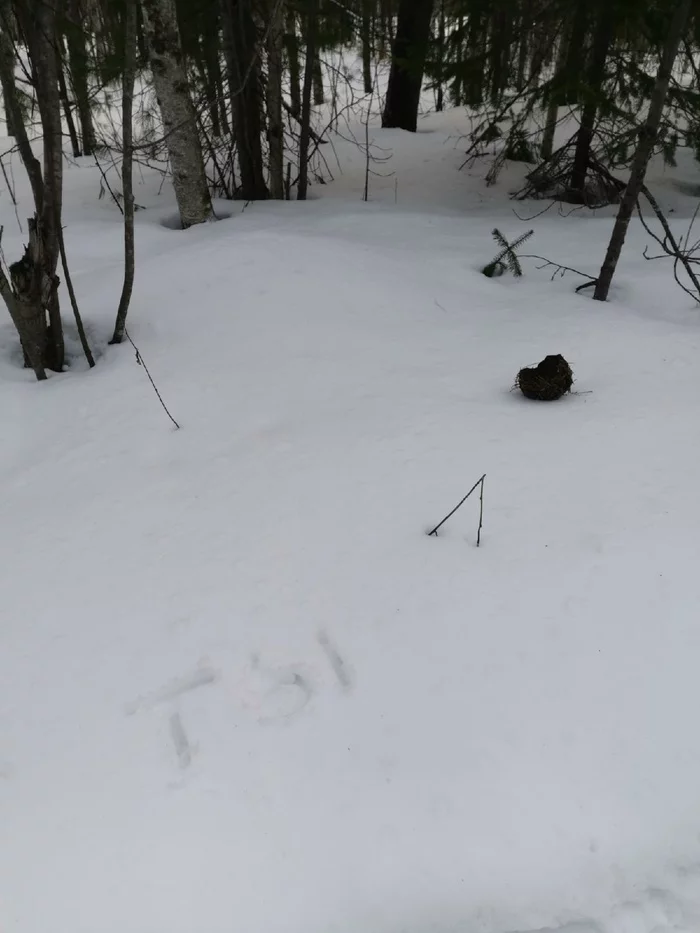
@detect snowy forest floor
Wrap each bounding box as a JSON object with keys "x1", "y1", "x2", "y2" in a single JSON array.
[{"x1": 3, "y1": 106, "x2": 700, "y2": 933}]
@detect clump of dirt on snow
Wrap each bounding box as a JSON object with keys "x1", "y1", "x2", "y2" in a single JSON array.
[{"x1": 516, "y1": 354, "x2": 574, "y2": 401}]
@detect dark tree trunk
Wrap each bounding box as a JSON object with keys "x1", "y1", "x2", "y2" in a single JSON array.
[
  {"x1": 435, "y1": 0, "x2": 445, "y2": 111},
  {"x1": 451, "y1": 14, "x2": 464, "y2": 107},
  {"x1": 312, "y1": 53, "x2": 323, "y2": 105},
  {"x1": 215, "y1": 68, "x2": 230, "y2": 135},
  {"x1": 570, "y1": 8, "x2": 614, "y2": 196},
  {"x1": 22, "y1": 0, "x2": 65, "y2": 371},
  {"x1": 201, "y1": 9, "x2": 226, "y2": 136},
  {"x1": 297, "y1": 0, "x2": 318, "y2": 200},
  {"x1": 541, "y1": 36, "x2": 569, "y2": 160},
  {"x1": 284, "y1": 11, "x2": 301, "y2": 116},
  {"x1": 516, "y1": 10, "x2": 529, "y2": 92},
  {"x1": 221, "y1": 0, "x2": 268, "y2": 200},
  {"x1": 203, "y1": 61, "x2": 222, "y2": 137},
  {"x1": 361, "y1": 0, "x2": 372, "y2": 93},
  {"x1": 382, "y1": 0, "x2": 434, "y2": 131},
  {"x1": 65, "y1": 0, "x2": 96, "y2": 155},
  {"x1": 265, "y1": 0, "x2": 284, "y2": 199},
  {"x1": 594, "y1": 0, "x2": 693, "y2": 301},
  {"x1": 57, "y1": 47, "x2": 81, "y2": 158},
  {"x1": 111, "y1": 0, "x2": 136, "y2": 344}
]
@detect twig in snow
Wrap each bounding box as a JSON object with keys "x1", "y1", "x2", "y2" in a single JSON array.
[
  {"x1": 477, "y1": 477, "x2": 484, "y2": 547},
  {"x1": 124, "y1": 327, "x2": 181, "y2": 429},
  {"x1": 169, "y1": 711, "x2": 192, "y2": 769},
  {"x1": 428, "y1": 473, "x2": 486, "y2": 544},
  {"x1": 317, "y1": 631, "x2": 352, "y2": 690},
  {"x1": 93, "y1": 151, "x2": 124, "y2": 214},
  {"x1": 520, "y1": 254, "x2": 597, "y2": 289}
]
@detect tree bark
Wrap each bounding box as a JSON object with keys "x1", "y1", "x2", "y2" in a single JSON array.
[
  {"x1": 381, "y1": 0, "x2": 434, "y2": 132},
  {"x1": 21, "y1": 0, "x2": 65, "y2": 370},
  {"x1": 297, "y1": 0, "x2": 318, "y2": 200},
  {"x1": 435, "y1": 0, "x2": 445, "y2": 111},
  {"x1": 541, "y1": 37, "x2": 569, "y2": 161},
  {"x1": 265, "y1": 0, "x2": 284, "y2": 199},
  {"x1": 57, "y1": 44, "x2": 81, "y2": 158},
  {"x1": 361, "y1": 0, "x2": 372, "y2": 93},
  {"x1": 570, "y1": 8, "x2": 614, "y2": 197},
  {"x1": 141, "y1": 0, "x2": 213, "y2": 228},
  {"x1": 111, "y1": 0, "x2": 136, "y2": 344},
  {"x1": 285, "y1": 11, "x2": 301, "y2": 116},
  {"x1": 65, "y1": 0, "x2": 96, "y2": 155},
  {"x1": 0, "y1": 23, "x2": 50, "y2": 375},
  {"x1": 594, "y1": 0, "x2": 693, "y2": 302},
  {"x1": 221, "y1": 0, "x2": 268, "y2": 200},
  {"x1": 312, "y1": 54, "x2": 324, "y2": 105}
]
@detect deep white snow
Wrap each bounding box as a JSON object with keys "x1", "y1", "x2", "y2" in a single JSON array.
[{"x1": 2, "y1": 106, "x2": 700, "y2": 933}]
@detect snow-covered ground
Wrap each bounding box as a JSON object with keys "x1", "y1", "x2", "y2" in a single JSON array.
[{"x1": 3, "y1": 108, "x2": 700, "y2": 933}]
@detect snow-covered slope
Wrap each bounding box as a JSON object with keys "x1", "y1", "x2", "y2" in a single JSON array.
[{"x1": 2, "y1": 111, "x2": 700, "y2": 933}]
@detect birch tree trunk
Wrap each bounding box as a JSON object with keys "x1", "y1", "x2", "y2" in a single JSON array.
[
  {"x1": 594, "y1": 0, "x2": 693, "y2": 302},
  {"x1": 141, "y1": 0, "x2": 213, "y2": 228}
]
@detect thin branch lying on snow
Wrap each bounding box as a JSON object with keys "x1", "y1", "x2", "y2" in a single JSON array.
[
  {"x1": 520, "y1": 254, "x2": 598, "y2": 290},
  {"x1": 428, "y1": 474, "x2": 486, "y2": 546},
  {"x1": 124, "y1": 328, "x2": 180, "y2": 430}
]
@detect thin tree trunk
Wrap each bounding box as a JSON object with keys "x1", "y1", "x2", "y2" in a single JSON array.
[
  {"x1": 570, "y1": 8, "x2": 613, "y2": 196},
  {"x1": 23, "y1": 0, "x2": 65, "y2": 371},
  {"x1": 0, "y1": 27, "x2": 43, "y2": 214},
  {"x1": 221, "y1": 0, "x2": 268, "y2": 200},
  {"x1": 203, "y1": 61, "x2": 221, "y2": 137},
  {"x1": 265, "y1": 0, "x2": 284, "y2": 199},
  {"x1": 516, "y1": 17, "x2": 528, "y2": 91},
  {"x1": 59, "y1": 226, "x2": 94, "y2": 367},
  {"x1": 382, "y1": 0, "x2": 434, "y2": 132},
  {"x1": 111, "y1": 0, "x2": 136, "y2": 344},
  {"x1": 214, "y1": 66, "x2": 230, "y2": 135},
  {"x1": 541, "y1": 37, "x2": 568, "y2": 160},
  {"x1": 594, "y1": 0, "x2": 693, "y2": 301},
  {"x1": 285, "y1": 11, "x2": 301, "y2": 116},
  {"x1": 57, "y1": 45, "x2": 81, "y2": 158},
  {"x1": 65, "y1": 0, "x2": 96, "y2": 155},
  {"x1": 0, "y1": 25, "x2": 48, "y2": 376},
  {"x1": 361, "y1": 0, "x2": 372, "y2": 93},
  {"x1": 452, "y1": 14, "x2": 464, "y2": 107},
  {"x1": 297, "y1": 0, "x2": 318, "y2": 200},
  {"x1": 435, "y1": 0, "x2": 445, "y2": 111},
  {"x1": 201, "y1": 22, "x2": 228, "y2": 136},
  {"x1": 312, "y1": 53, "x2": 324, "y2": 105},
  {"x1": 141, "y1": 0, "x2": 213, "y2": 228}
]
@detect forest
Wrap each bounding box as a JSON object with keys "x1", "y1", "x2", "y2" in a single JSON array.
[{"x1": 0, "y1": 0, "x2": 697, "y2": 379}]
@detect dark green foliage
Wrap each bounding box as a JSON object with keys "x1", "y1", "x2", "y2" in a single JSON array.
[
  {"x1": 504, "y1": 128, "x2": 537, "y2": 163},
  {"x1": 482, "y1": 227, "x2": 534, "y2": 278}
]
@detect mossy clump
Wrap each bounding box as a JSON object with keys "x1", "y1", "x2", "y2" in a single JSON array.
[{"x1": 516, "y1": 354, "x2": 573, "y2": 401}]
